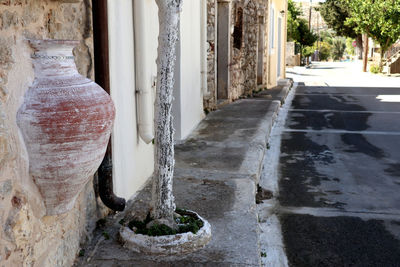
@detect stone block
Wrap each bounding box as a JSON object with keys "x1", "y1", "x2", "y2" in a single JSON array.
[
  {"x1": 0, "y1": 70, "x2": 8, "y2": 99},
  {"x1": 52, "y1": 0, "x2": 81, "y2": 3},
  {"x1": 0, "y1": 10, "x2": 19, "y2": 30},
  {"x1": 21, "y1": 2, "x2": 41, "y2": 26},
  {"x1": 73, "y1": 43, "x2": 92, "y2": 77},
  {"x1": 0, "y1": 180, "x2": 12, "y2": 199},
  {"x1": 0, "y1": 86, "x2": 8, "y2": 99},
  {"x1": 0, "y1": 0, "x2": 23, "y2": 5},
  {"x1": 0, "y1": 38, "x2": 14, "y2": 69},
  {"x1": 0, "y1": 70, "x2": 7, "y2": 85},
  {"x1": 0, "y1": 109, "x2": 10, "y2": 170}
]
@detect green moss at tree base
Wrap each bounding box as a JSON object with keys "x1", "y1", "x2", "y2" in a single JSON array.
[{"x1": 128, "y1": 209, "x2": 204, "y2": 237}]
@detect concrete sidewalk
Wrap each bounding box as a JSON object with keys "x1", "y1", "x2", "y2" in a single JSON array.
[{"x1": 75, "y1": 80, "x2": 292, "y2": 267}]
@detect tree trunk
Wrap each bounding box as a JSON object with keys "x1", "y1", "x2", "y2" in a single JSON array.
[
  {"x1": 363, "y1": 33, "x2": 369, "y2": 72},
  {"x1": 356, "y1": 35, "x2": 363, "y2": 60},
  {"x1": 300, "y1": 45, "x2": 303, "y2": 66},
  {"x1": 379, "y1": 38, "x2": 392, "y2": 73},
  {"x1": 151, "y1": 0, "x2": 183, "y2": 221},
  {"x1": 379, "y1": 49, "x2": 385, "y2": 73}
]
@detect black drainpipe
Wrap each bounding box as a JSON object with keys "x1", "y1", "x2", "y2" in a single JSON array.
[{"x1": 92, "y1": 0, "x2": 126, "y2": 211}]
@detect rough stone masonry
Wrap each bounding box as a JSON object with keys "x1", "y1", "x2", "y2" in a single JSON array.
[
  {"x1": 0, "y1": 1, "x2": 106, "y2": 266},
  {"x1": 204, "y1": 0, "x2": 270, "y2": 111}
]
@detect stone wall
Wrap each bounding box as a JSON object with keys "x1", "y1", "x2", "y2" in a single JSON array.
[
  {"x1": 286, "y1": 41, "x2": 300, "y2": 66},
  {"x1": 205, "y1": 0, "x2": 217, "y2": 110},
  {"x1": 204, "y1": 0, "x2": 270, "y2": 110},
  {"x1": 0, "y1": 1, "x2": 104, "y2": 266},
  {"x1": 230, "y1": 47, "x2": 244, "y2": 99},
  {"x1": 261, "y1": 0, "x2": 269, "y2": 87},
  {"x1": 229, "y1": 1, "x2": 245, "y2": 100},
  {"x1": 241, "y1": 0, "x2": 258, "y2": 95}
]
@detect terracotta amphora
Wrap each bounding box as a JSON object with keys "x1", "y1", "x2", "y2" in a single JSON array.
[{"x1": 17, "y1": 40, "x2": 115, "y2": 215}]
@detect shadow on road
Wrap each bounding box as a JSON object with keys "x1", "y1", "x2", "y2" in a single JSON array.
[{"x1": 278, "y1": 84, "x2": 400, "y2": 266}]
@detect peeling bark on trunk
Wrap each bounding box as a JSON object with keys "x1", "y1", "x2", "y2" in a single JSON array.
[{"x1": 151, "y1": 0, "x2": 183, "y2": 221}]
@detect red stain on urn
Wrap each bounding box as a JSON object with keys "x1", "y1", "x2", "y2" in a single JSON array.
[{"x1": 17, "y1": 40, "x2": 115, "y2": 215}]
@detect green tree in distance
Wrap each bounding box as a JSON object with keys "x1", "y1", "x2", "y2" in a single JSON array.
[
  {"x1": 332, "y1": 38, "x2": 346, "y2": 60},
  {"x1": 319, "y1": 0, "x2": 363, "y2": 59},
  {"x1": 315, "y1": 41, "x2": 331, "y2": 61},
  {"x1": 346, "y1": 0, "x2": 400, "y2": 71},
  {"x1": 297, "y1": 18, "x2": 318, "y2": 64},
  {"x1": 287, "y1": 0, "x2": 302, "y2": 42},
  {"x1": 287, "y1": 0, "x2": 318, "y2": 65}
]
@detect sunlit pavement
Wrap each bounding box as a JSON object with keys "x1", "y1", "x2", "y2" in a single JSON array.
[
  {"x1": 288, "y1": 61, "x2": 400, "y2": 88},
  {"x1": 278, "y1": 61, "x2": 400, "y2": 266}
]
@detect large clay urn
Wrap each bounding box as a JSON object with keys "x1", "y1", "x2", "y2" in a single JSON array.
[{"x1": 17, "y1": 40, "x2": 115, "y2": 215}]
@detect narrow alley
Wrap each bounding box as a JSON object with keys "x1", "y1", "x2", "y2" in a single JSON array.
[{"x1": 259, "y1": 61, "x2": 400, "y2": 266}]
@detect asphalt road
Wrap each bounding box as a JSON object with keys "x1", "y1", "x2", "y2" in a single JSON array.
[{"x1": 281, "y1": 62, "x2": 400, "y2": 266}]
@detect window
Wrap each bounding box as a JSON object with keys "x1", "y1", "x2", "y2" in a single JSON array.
[{"x1": 233, "y1": 7, "x2": 243, "y2": 49}]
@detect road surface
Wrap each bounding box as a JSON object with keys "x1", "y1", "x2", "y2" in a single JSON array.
[{"x1": 265, "y1": 61, "x2": 400, "y2": 266}]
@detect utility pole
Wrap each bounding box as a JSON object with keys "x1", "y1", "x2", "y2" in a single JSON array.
[
  {"x1": 308, "y1": 0, "x2": 312, "y2": 30},
  {"x1": 317, "y1": 11, "x2": 320, "y2": 61},
  {"x1": 308, "y1": 0, "x2": 312, "y2": 65}
]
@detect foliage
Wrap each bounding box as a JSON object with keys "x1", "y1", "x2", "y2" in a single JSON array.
[
  {"x1": 287, "y1": 0, "x2": 317, "y2": 64},
  {"x1": 176, "y1": 214, "x2": 204, "y2": 234},
  {"x1": 345, "y1": 38, "x2": 355, "y2": 56},
  {"x1": 78, "y1": 249, "x2": 85, "y2": 257},
  {"x1": 302, "y1": 46, "x2": 314, "y2": 58},
  {"x1": 128, "y1": 209, "x2": 204, "y2": 237},
  {"x1": 297, "y1": 18, "x2": 318, "y2": 48},
  {"x1": 319, "y1": 46, "x2": 331, "y2": 61},
  {"x1": 287, "y1": 0, "x2": 302, "y2": 42},
  {"x1": 102, "y1": 231, "x2": 110, "y2": 240},
  {"x1": 314, "y1": 31, "x2": 336, "y2": 61},
  {"x1": 316, "y1": 41, "x2": 332, "y2": 61},
  {"x1": 319, "y1": 30, "x2": 334, "y2": 45},
  {"x1": 346, "y1": 0, "x2": 400, "y2": 70},
  {"x1": 370, "y1": 64, "x2": 380, "y2": 74},
  {"x1": 332, "y1": 38, "x2": 347, "y2": 60},
  {"x1": 319, "y1": 0, "x2": 357, "y2": 38},
  {"x1": 287, "y1": 1, "x2": 317, "y2": 47}
]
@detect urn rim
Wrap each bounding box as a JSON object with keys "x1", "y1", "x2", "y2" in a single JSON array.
[
  {"x1": 28, "y1": 39, "x2": 80, "y2": 46},
  {"x1": 27, "y1": 39, "x2": 80, "y2": 54}
]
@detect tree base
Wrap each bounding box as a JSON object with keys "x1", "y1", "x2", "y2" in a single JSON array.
[{"x1": 119, "y1": 210, "x2": 211, "y2": 255}]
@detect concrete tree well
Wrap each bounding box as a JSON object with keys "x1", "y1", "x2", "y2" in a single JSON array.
[{"x1": 119, "y1": 210, "x2": 211, "y2": 256}]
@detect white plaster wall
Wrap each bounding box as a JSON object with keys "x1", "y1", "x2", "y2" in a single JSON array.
[
  {"x1": 268, "y1": 0, "x2": 287, "y2": 88},
  {"x1": 173, "y1": 0, "x2": 205, "y2": 140},
  {"x1": 108, "y1": 0, "x2": 158, "y2": 199}
]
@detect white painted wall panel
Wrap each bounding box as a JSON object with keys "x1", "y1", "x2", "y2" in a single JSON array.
[
  {"x1": 107, "y1": 0, "x2": 158, "y2": 199},
  {"x1": 173, "y1": 1, "x2": 205, "y2": 140}
]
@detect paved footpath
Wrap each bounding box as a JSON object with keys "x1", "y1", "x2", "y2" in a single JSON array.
[
  {"x1": 75, "y1": 81, "x2": 292, "y2": 267},
  {"x1": 261, "y1": 62, "x2": 400, "y2": 266}
]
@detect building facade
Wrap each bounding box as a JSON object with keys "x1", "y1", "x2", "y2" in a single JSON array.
[{"x1": 204, "y1": 0, "x2": 288, "y2": 111}]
